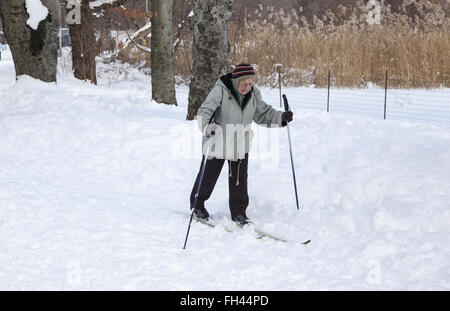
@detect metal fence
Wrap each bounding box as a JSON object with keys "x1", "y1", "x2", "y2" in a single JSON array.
[{"x1": 274, "y1": 71, "x2": 450, "y2": 126}]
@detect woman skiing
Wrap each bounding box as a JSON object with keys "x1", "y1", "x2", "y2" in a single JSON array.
[{"x1": 190, "y1": 63, "x2": 293, "y2": 225}]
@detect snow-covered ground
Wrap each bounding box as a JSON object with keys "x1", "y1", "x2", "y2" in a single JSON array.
[{"x1": 1, "y1": 46, "x2": 449, "y2": 290}]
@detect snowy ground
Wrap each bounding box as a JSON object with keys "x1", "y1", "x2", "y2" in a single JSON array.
[{"x1": 1, "y1": 46, "x2": 449, "y2": 290}]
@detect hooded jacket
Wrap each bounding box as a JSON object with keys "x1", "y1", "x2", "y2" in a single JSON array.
[{"x1": 197, "y1": 73, "x2": 284, "y2": 160}]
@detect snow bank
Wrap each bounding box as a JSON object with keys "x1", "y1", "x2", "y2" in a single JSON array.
[{"x1": 0, "y1": 59, "x2": 449, "y2": 290}]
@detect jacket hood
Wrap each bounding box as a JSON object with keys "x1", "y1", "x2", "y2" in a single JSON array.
[{"x1": 216, "y1": 73, "x2": 253, "y2": 109}]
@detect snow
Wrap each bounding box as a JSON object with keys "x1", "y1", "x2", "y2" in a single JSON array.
[
  {"x1": 25, "y1": 0, "x2": 49, "y2": 30},
  {"x1": 90, "y1": 0, "x2": 120, "y2": 9},
  {"x1": 0, "y1": 46, "x2": 449, "y2": 290}
]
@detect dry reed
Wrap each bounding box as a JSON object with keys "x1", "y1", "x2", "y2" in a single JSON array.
[
  {"x1": 228, "y1": 0, "x2": 449, "y2": 88},
  {"x1": 122, "y1": 0, "x2": 450, "y2": 89}
]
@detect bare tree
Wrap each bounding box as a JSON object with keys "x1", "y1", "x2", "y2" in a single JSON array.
[
  {"x1": 151, "y1": 0, "x2": 177, "y2": 105},
  {"x1": 68, "y1": 0, "x2": 126, "y2": 85},
  {"x1": 68, "y1": 0, "x2": 98, "y2": 84},
  {"x1": 186, "y1": 0, "x2": 233, "y2": 120},
  {"x1": 0, "y1": 0, "x2": 59, "y2": 82}
]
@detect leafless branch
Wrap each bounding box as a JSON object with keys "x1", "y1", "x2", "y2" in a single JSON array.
[{"x1": 125, "y1": 30, "x2": 151, "y2": 54}]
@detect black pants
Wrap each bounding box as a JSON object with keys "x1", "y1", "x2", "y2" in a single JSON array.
[{"x1": 190, "y1": 154, "x2": 249, "y2": 219}]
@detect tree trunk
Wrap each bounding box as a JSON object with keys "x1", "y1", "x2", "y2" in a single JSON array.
[
  {"x1": 68, "y1": 0, "x2": 97, "y2": 85},
  {"x1": 151, "y1": 0, "x2": 177, "y2": 105},
  {"x1": 0, "y1": 0, "x2": 59, "y2": 83},
  {"x1": 186, "y1": 0, "x2": 233, "y2": 120}
]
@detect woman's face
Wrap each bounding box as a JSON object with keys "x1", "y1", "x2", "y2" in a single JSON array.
[{"x1": 237, "y1": 77, "x2": 255, "y2": 95}]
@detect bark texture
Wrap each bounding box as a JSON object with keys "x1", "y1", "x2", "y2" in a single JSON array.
[
  {"x1": 187, "y1": 0, "x2": 233, "y2": 120},
  {"x1": 151, "y1": 0, "x2": 177, "y2": 105},
  {"x1": 68, "y1": 0, "x2": 97, "y2": 84},
  {"x1": 0, "y1": 0, "x2": 59, "y2": 82}
]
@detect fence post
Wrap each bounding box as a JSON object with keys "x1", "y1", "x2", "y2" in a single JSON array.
[
  {"x1": 384, "y1": 70, "x2": 388, "y2": 120},
  {"x1": 278, "y1": 65, "x2": 282, "y2": 108},
  {"x1": 327, "y1": 69, "x2": 331, "y2": 112}
]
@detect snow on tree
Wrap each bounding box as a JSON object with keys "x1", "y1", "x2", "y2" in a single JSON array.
[{"x1": 25, "y1": 0, "x2": 49, "y2": 30}]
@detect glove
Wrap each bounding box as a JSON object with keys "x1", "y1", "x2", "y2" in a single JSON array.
[
  {"x1": 203, "y1": 123, "x2": 217, "y2": 137},
  {"x1": 281, "y1": 111, "x2": 293, "y2": 127}
]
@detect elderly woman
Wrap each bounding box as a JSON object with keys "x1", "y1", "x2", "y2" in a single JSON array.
[{"x1": 190, "y1": 63, "x2": 293, "y2": 225}]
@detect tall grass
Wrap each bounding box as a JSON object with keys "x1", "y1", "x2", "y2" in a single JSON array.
[
  {"x1": 227, "y1": 0, "x2": 449, "y2": 88},
  {"x1": 124, "y1": 0, "x2": 449, "y2": 88}
]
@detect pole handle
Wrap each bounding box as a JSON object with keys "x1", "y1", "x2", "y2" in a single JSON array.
[{"x1": 282, "y1": 94, "x2": 291, "y2": 113}]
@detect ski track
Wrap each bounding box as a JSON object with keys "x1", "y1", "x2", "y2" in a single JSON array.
[{"x1": 0, "y1": 48, "x2": 449, "y2": 290}]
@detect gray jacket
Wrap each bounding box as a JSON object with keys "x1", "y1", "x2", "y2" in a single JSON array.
[{"x1": 197, "y1": 73, "x2": 284, "y2": 160}]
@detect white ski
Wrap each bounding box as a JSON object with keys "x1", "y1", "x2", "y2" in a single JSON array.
[{"x1": 188, "y1": 215, "x2": 311, "y2": 245}]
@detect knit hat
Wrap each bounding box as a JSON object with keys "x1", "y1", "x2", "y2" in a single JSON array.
[
  {"x1": 232, "y1": 63, "x2": 256, "y2": 80},
  {"x1": 231, "y1": 63, "x2": 256, "y2": 91}
]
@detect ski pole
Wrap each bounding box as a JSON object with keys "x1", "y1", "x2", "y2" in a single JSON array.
[
  {"x1": 183, "y1": 144, "x2": 211, "y2": 249},
  {"x1": 282, "y1": 94, "x2": 300, "y2": 210},
  {"x1": 276, "y1": 64, "x2": 283, "y2": 108},
  {"x1": 183, "y1": 109, "x2": 219, "y2": 249}
]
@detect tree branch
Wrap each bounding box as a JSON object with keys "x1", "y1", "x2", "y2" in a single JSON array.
[{"x1": 125, "y1": 31, "x2": 151, "y2": 54}]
